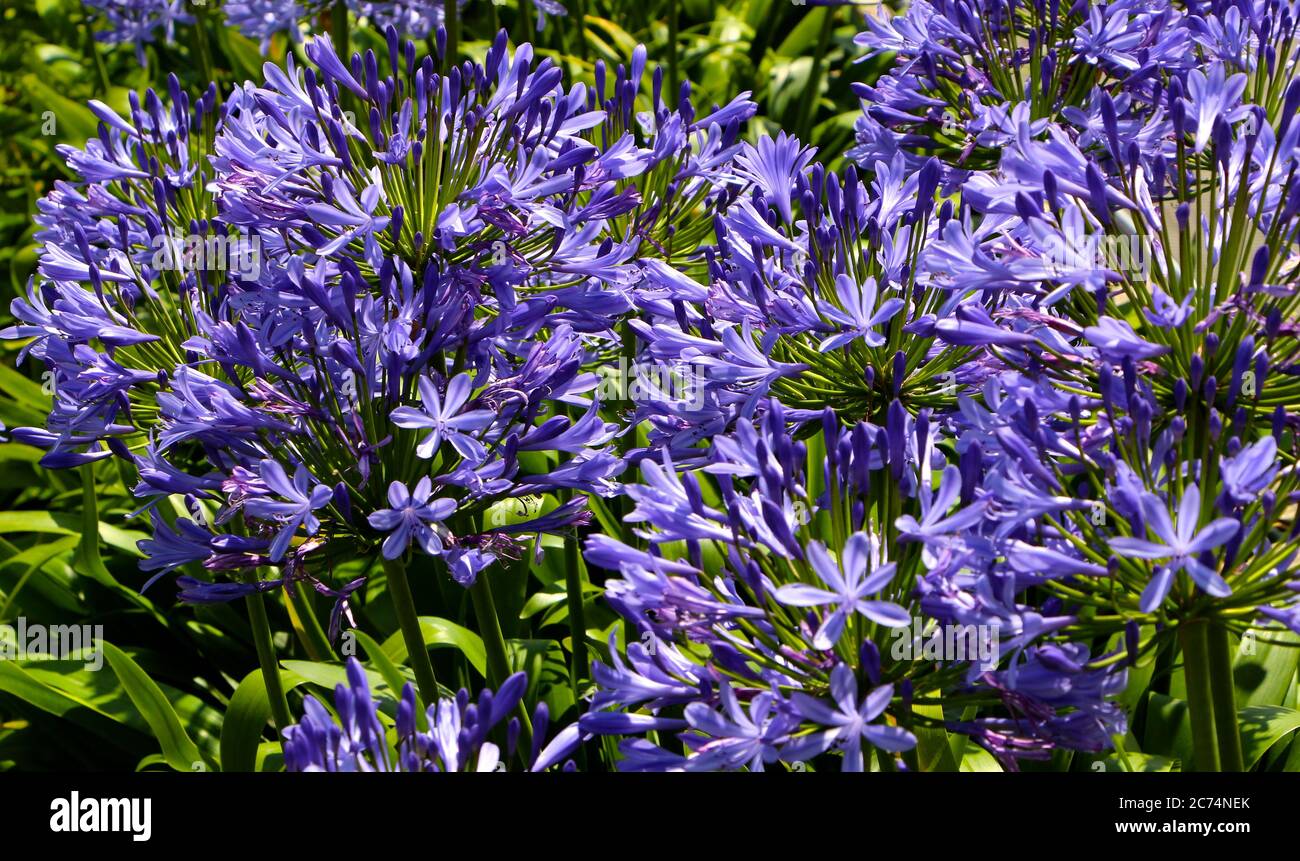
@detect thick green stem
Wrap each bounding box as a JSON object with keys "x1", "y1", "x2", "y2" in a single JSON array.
[
  {"x1": 797, "y1": 6, "x2": 835, "y2": 143},
  {"x1": 667, "y1": 0, "x2": 679, "y2": 105},
  {"x1": 469, "y1": 572, "x2": 513, "y2": 687},
  {"x1": 562, "y1": 534, "x2": 589, "y2": 769},
  {"x1": 190, "y1": 1, "x2": 217, "y2": 88},
  {"x1": 1180, "y1": 621, "x2": 1221, "y2": 772},
  {"x1": 1206, "y1": 622, "x2": 1245, "y2": 772},
  {"x1": 83, "y1": 15, "x2": 111, "y2": 96},
  {"x1": 245, "y1": 591, "x2": 293, "y2": 739},
  {"x1": 563, "y1": 535, "x2": 588, "y2": 696},
  {"x1": 285, "y1": 585, "x2": 335, "y2": 662},
  {"x1": 330, "y1": 1, "x2": 349, "y2": 58},
  {"x1": 382, "y1": 556, "x2": 439, "y2": 705},
  {"x1": 558, "y1": 413, "x2": 590, "y2": 707},
  {"x1": 573, "y1": 0, "x2": 588, "y2": 59},
  {"x1": 470, "y1": 572, "x2": 533, "y2": 751},
  {"x1": 444, "y1": 0, "x2": 460, "y2": 67}
]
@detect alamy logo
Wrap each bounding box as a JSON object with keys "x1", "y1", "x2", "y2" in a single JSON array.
[
  {"x1": 889, "y1": 618, "x2": 999, "y2": 670},
  {"x1": 1041, "y1": 233, "x2": 1152, "y2": 278},
  {"x1": 149, "y1": 230, "x2": 262, "y2": 279},
  {"x1": 49, "y1": 791, "x2": 151, "y2": 842},
  {"x1": 0, "y1": 617, "x2": 103, "y2": 671},
  {"x1": 595, "y1": 357, "x2": 707, "y2": 410}
]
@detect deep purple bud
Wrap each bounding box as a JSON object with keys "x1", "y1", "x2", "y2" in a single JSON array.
[
  {"x1": 860, "y1": 640, "x2": 881, "y2": 686},
  {"x1": 1249, "y1": 246, "x2": 1270, "y2": 288},
  {"x1": 959, "y1": 440, "x2": 982, "y2": 505},
  {"x1": 886, "y1": 399, "x2": 907, "y2": 480},
  {"x1": 1100, "y1": 91, "x2": 1120, "y2": 159},
  {"x1": 1228, "y1": 337, "x2": 1255, "y2": 405},
  {"x1": 1086, "y1": 163, "x2": 1111, "y2": 225}
]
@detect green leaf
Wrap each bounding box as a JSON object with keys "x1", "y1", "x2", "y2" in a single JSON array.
[
  {"x1": 0, "y1": 660, "x2": 98, "y2": 720},
  {"x1": 913, "y1": 702, "x2": 958, "y2": 772},
  {"x1": 220, "y1": 668, "x2": 306, "y2": 773},
  {"x1": 959, "y1": 747, "x2": 1003, "y2": 772},
  {"x1": 352, "y1": 629, "x2": 409, "y2": 700},
  {"x1": 0, "y1": 362, "x2": 49, "y2": 410},
  {"x1": 0, "y1": 510, "x2": 147, "y2": 555},
  {"x1": 519, "y1": 589, "x2": 567, "y2": 620},
  {"x1": 1233, "y1": 629, "x2": 1300, "y2": 709},
  {"x1": 0, "y1": 535, "x2": 81, "y2": 618},
  {"x1": 215, "y1": 28, "x2": 266, "y2": 82},
  {"x1": 74, "y1": 465, "x2": 114, "y2": 587},
  {"x1": 104, "y1": 642, "x2": 203, "y2": 771},
  {"x1": 379, "y1": 616, "x2": 486, "y2": 678},
  {"x1": 21, "y1": 74, "x2": 99, "y2": 145},
  {"x1": 1092, "y1": 752, "x2": 1179, "y2": 772},
  {"x1": 1141, "y1": 693, "x2": 1194, "y2": 767},
  {"x1": 280, "y1": 660, "x2": 411, "y2": 701},
  {"x1": 1238, "y1": 705, "x2": 1300, "y2": 770}
]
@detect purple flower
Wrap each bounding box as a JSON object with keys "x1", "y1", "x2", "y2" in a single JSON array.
[
  {"x1": 1083, "y1": 317, "x2": 1170, "y2": 362},
  {"x1": 785, "y1": 664, "x2": 916, "y2": 771},
  {"x1": 244, "y1": 460, "x2": 335, "y2": 561},
  {"x1": 367, "y1": 477, "x2": 457, "y2": 560},
  {"x1": 733, "y1": 132, "x2": 815, "y2": 225},
  {"x1": 1183, "y1": 62, "x2": 1250, "y2": 152},
  {"x1": 391, "y1": 373, "x2": 495, "y2": 462},
  {"x1": 85, "y1": 0, "x2": 192, "y2": 64},
  {"x1": 1110, "y1": 484, "x2": 1239, "y2": 611},
  {"x1": 1220, "y1": 436, "x2": 1278, "y2": 506},
  {"x1": 817, "y1": 275, "x2": 905, "y2": 351},
  {"x1": 444, "y1": 547, "x2": 496, "y2": 587},
  {"x1": 223, "y1": 0, "x2": 308, "y2": 51},
  {"x1": 774, "y1": 532, "x2": 910, "y2": 650},
  {"x1": 137, "y1": 511, "x2": 214, "y2": 589},
  {"x1": 284, "y1": 657, "x2": 583, "y2": 772},
  {"x1": 347, "y1": 0, "x2": 454, "y2": 40},
  {"x1": 1073, "y1": 3, "x2": 1145, "y2": 72},
  {"x1": 680, "y1": 684, "x2": 795, "y2": 772},
  {"x1": 895, "y1": 465, "x2": 988, "y2": 544}
]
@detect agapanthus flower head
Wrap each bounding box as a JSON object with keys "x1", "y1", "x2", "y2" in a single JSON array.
[
  {"x1": 625, "y1": 136, "x2": 1004, "y2": 456},
  {"x1": 85, "y1": 0, "x2": 193, "y2": 64},
  {"x1": 0, "y1": 25, "x2": 758, "y2": 628},
  {"x1": 222, "y1": 0, "x2": 318, "y2": 51},
  {"x1": 850, "y1": 0, "x2": 1195, "y2": 176},
  {"x1": 906, "y1": 0, "x2": 1300, "y2": 653},
  {"x1": 283, "y1": 658, "x2": 584, "y2": 771},
  {"x1": 581, "y1": 403, "x2": 1126, "y2": 771}
]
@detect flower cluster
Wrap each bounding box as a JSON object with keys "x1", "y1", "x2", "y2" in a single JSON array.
[
  {"x1": 4, "y1": 27, "x2": 754, "y2": 628},
  {"x1": 223, "y1": 0, "x2": 565, "y2": 51},
  {"x1": 580, "y1": 405, "x2": 1127, "y2": 771},
  {"x1": 11, "y1": 0, "x2": 1300, "y2": 774},
  {"x1": 283, "y1": 657, "x2": 584, "y2": 770},
  {"x1": 575, "y1": 0, "x2": 1300, "y2": 771},
  {"x1": 84, "y1": 0, "x2": 193, "y2": 64}
]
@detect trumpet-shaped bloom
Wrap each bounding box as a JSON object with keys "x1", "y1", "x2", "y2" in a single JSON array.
[
  {"x1": 774, "y1": 533, "x2": 910, "y2": 649},
  {"x1": 1110, "y1": 484, "x2": 1239, "y2": 611},
  {"x1": 367, "y1": 478, "x2": 457, "y2": 559}
]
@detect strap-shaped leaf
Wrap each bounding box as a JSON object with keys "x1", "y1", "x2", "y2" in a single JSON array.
[{"x1": 104, "y1": 642, "x2": 203, "y2": 772}]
